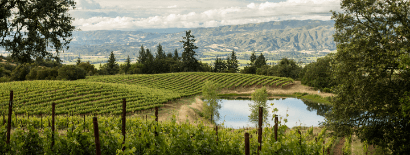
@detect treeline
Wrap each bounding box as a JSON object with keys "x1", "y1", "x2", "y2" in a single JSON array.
[{"x1": 0, "y1": 29, "x2": 338, "y2": 93}]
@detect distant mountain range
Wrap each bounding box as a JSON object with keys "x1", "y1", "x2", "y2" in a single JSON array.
[{"x1": 1, "y1": 20, "x2": 336, "y2": 58}]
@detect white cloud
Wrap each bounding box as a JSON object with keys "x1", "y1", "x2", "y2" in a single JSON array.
[
  {"x1": 72, "y1": 0, "x2": 341, "y2": 31},
  {"x1": 247, "y1": 3, "x2": 256, "y2": 9}
]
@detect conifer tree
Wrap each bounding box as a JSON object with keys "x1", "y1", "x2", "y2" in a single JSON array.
[
  {"x1": 227, "y1": 50, "x2": 239, "y2": 72},
  {"x1": 155, "y1": 43, "x2": 166, "y2": 60},
  {"x1": 250, "y1": 50, "x2": 257, "y2": 65},
  {"x1": 106, "y1": 51, "x2": 119, "y2": 75},
  {"x1": 124, "y1": 55, "x2": 131, "y2": 74},
  {"x1": 254, "y1": 53, "x2": 267, "y2": 68},
  {"x1": 180, "y1": 30, "x2": 199, "y2": 72},
  {"x1": 137, "y1": 45, "x2": 146, "y2": 64},
  {"x1": 173, "y1": 49, "x2": 179, "y2": 61},
  {"x1": 76, "y1": 57, "x2": 81, "y2": 65}
]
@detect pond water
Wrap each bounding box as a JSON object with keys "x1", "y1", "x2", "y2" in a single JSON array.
[{"x1": 211, "y1": 98, "x2": 331, "y2": 129}]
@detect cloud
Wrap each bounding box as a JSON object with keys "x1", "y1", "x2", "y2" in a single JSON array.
[
  {"x1": 71, "y1": 0, "x2": 341, "y2": 31},
  {"x1": 74, "y1": 0, "x2": 101, "y2": 10},
  {"x1": 247, "y1": 3, "x2": 256, "y2": 9},
  {"x1": 167, "y1": 5, "x2": 177, "y2": 8}
]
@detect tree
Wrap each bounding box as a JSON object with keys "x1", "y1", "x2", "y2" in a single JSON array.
[
  {"x1": 301, "y1": 54, "x2": 336, "y2": 90},
  {"x1": 57, "y1": 65, "x2": 86, "y2": 80},
  {"x1": 276, "y1": 58, "x2": 301, "y2": 80},
  {"x1": 173, "y1": 49, "x2": 179, "y2": 61},
  {"x1": 202, "y1": 80, "x2": 222, "y2": 123},
  {"x1": 180, "y1": 30, "x2": 200, "y2": 72},
  {"x1": 326, "y1": 0, "x2": 410, "y2": 153},
  {"x1": 0, "y1": 0, "x2": 77, "y2": 63},
  {"x1": 249, "y1": 50, "x2": 257, "y2": 65},
  {"x1": 213, "y1": 56, "x2": 227, "y2": 72},
  {"x1": 137, "y1": 45, "x2": 146, "y2": 64},
  {"x1": 144, "y1": 49, "x2": 154, "y2": 73},
  {"x1": 103, "y1": 51, "x2": 119, "y2": 75},
  {"x1": 166, "y1": 52, "x2": 173, "y2": 59},
  {"x1": 248, "y1": 87, "x2": 270, "y2": 126},
  {"x1": 254, "y1": 53, "x2": 267, "y2": 68},
  {"x1": 228, "y1": 50, "x2": 239, "y2": 72},
  {"x1": 124, "y1": 55, "x2": 131, "y2": 74},
  {"x1": 78, "y1": 61, "x2": 97, "y2": 76},
  {"x1": 155, "y1": 43, "x2": 167, "y2": 73},
  {"x1": 76, "y1": 57, "x2": 81, "y2": 65},
  {"x1": 10, "y1": 63, "x2": 33, "y2": 81},
  {"x1": 155, "y1": 43, "x2": 166, "y2": 60}
]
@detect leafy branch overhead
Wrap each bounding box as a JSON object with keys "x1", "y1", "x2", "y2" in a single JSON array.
[{"x1": 0, "y1": 0, "x2": 77, "y2": 63}]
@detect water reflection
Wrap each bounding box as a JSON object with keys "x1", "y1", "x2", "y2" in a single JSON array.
[{"x1": 213, "y1": 97, "x2": 332, "y2": 129}]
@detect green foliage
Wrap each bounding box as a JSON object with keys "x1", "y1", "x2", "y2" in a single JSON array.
[
  {"x1": 76, "y1": 57, "x2": 81, "y2": 65},
  {"x1": 248, "y1": 87, "x2": 270, "y2": 125},
  {"x1": 0, "y1": 62, "x2": 14, "y2": 78},
  {"x1": 10, "y1": 63, "x2": 33, "y2": 81},
  {"x1": 102, "y1": 51, "x2": 120, "y2": 75},
  {"x1": 26, "y1": 66, "x2": 59, "y2": 80},
  {"x1": 227, "y1": 50, "x2": 239, "y2": 72},
  {"x1": 326, "y1": 0, "x2": 410, "y2": 153},
  {"x1": 202, "y1": 80, "x2": 222, "y2": 123},
  {"x1": 180, "y1": 30, "x2": 200, "y2": 72},
  {"x1": 254, "y1": 53, "x2": 267, "y2": 68},
  {"x1": 0, "y1": 0, "x2": 76, "y2": 63},
  {"x1": 78, "y1": 61, "x2": 98, "y2": 76},
  {"x1": 137, "y1": 45, "x2": 146, "y2": 64},
  {"x1": 0, "y1": 114, "x2": 336, "y2": 155},
  {"x1": 213, "y1": 56, "x2": 227, "y2": 72},
  {"x1": 57, "y1": 65, "x2": 86, "y2": 80},
  {"x1": 301, "y1": 54, "x2": 336, "y2": 90},
  {"x1": 343, "y1": 135, "x2": 352, "y2": 155},
  {"x1": 256, "y1": 58, "x2": 302, "y2": 80},
  {"x1": 120, "y1": 55, "x2": 131, "y2": 74}
]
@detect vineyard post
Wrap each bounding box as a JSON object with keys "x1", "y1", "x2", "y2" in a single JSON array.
[
  {"x1": 6, "y1": 90, "x2": 13, "y2": 150},
  {"x1": 93, "y1": 117, "x2": 102, "y2": 155},
  {"x1": 298, "y1": 130, "x2": 302, "y2": 149},
  {"x1": 215, "y1": 125, "x2": 218, "y2": 142},
  {"x1": 258, "y1": 107, "x2": 263, "y2": 155},
  {"x1": 245, "y1": 132, "x2": 250, "y2": 155},
  {"x1": 323, "y1": 137, "x2": 325, "y2": 154},
  {"x1": 275, "y1": 115, "x2": 278, "y2": 141},
  {"x1": 122, "y1": 98, "x2": 126, "y2": 151},
  {"x1": 52, "y1": 103, "x2": 55, "y2": 149}
]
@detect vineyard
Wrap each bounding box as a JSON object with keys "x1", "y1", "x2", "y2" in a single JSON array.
[
  {"x1": 0, "y1": 72, "x2": 294, "y2": 116},
  {"x1": 0, "y1": 72, "x2": 345, "y2": 154},
  {"x1": 0, "y1": 107, "x2": 336, "y2": 155}
]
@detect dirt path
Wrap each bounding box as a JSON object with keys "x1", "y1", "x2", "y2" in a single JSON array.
[
  {"x1": 333, "y1": 137, "x2": 345, "y2": 155},
  {"x1": 220, "y1": 81, "x2": 335, "y2": 98}
]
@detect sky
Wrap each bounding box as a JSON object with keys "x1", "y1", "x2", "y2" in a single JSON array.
[{"x1": 69, "y1": 0, "x2": 342, "y2": 31}]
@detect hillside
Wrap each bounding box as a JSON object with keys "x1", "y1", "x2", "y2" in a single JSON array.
[
  {"x1": 40, "y1": 20, "x2": 335, "y2": 60},
  {"x1": 0, "y1": 72, "x2": 294, "y2": 116}
]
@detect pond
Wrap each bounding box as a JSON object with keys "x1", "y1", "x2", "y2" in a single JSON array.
[{"x1": 210, "y1": 97, "x2": 332, "y2": 129}]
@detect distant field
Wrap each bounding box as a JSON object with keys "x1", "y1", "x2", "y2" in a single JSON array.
[{"x1": 0, "y1": 72, "x2": 294, "y2": 116}]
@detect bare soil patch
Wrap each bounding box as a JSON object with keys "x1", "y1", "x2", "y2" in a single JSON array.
[{"x1": 220, "y1": 81, "x2": 335, "y2": 98}]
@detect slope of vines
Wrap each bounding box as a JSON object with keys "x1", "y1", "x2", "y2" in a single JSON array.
[
  {"x1": 0, "y1": 73, "x2": 294, "y2": 116},
  {"x1": 0, "y1": 81, "x2": 180, "y2": 115},
  {"x1": 83, "y1": 72, "x2": 294, "y2": 97}
]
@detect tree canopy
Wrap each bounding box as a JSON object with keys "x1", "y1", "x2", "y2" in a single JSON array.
[
  {"x1": 180, "y1": 30, "x2": 199, "y2": 72},
  {"x1": 0, "y1": 0, "x2": 77, "y2": 63},
  {"x1": 326, "y1": 0, "x2": 410, "y2": 153}
]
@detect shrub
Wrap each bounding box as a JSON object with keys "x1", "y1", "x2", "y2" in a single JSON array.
[{"x1": 57, "y1": 65, "x2": 86, "y2": 80}]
